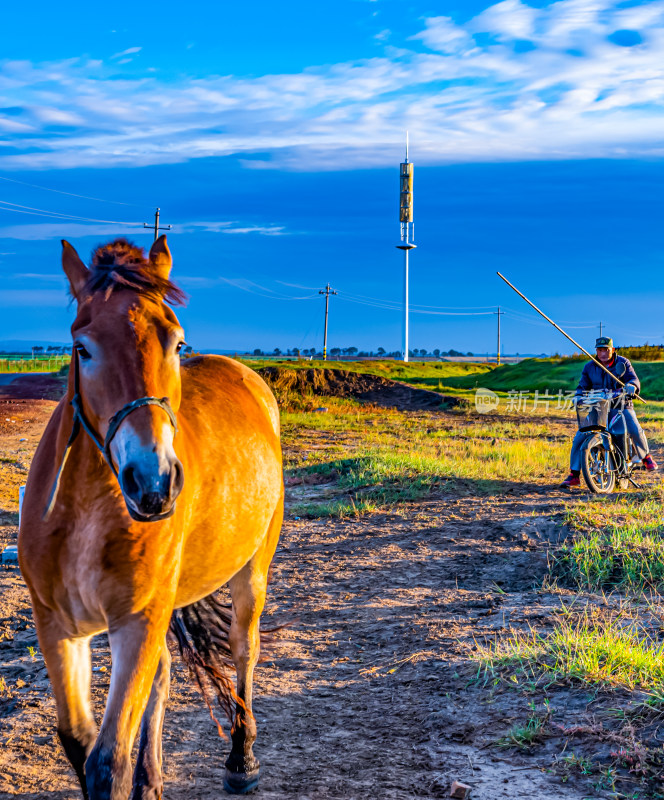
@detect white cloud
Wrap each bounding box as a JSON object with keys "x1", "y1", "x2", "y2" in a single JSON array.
[
  {"x1": 173, "y1": 221, "x2": 287, "y2": 236},
  {"x1": 470, "y1": 0, "x2": 537, "y2": 40},
  {"x1": 0, "y1": 222, "x2": 144, "y2": 240},
  {"x1": 1, "y1": 1, "x2": 664, "y2": 170},
  {"x1": 12, "y1": 273, "x2": 63, "y2": 281},
  {"x1": 221, "y1": 226, "x2": 286, "y2": 235},
  {"x1": 0, "y1": 219, "x2": 287, "y2": 241},
  {"x1": 0, "y1": 289, "x2": 64, "y2": 307},
  {"x1": 176, "y1": 221, "x2": 287, "y2": 235},
  {"x1": 411, "y1": 16, "x2": 472, "y2": 53},
  {"x1": 111, "y1": 47, "x2": 142, "y2": 59}
]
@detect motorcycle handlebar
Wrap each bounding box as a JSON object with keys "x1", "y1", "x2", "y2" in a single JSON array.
[{"x1": 574, "y1": 389, "x2": 626, "y2": 404}]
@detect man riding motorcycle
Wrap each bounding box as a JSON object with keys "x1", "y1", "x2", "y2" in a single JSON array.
[{"x1": 562, "y1": 336, "x2": 657, "y2": 487}]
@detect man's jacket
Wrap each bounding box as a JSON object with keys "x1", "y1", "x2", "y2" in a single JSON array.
[{"x1": 575, "y1": 355, "x2": 640, "y2": 407}]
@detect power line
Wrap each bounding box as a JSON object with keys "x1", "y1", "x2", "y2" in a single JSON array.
[
  {"x1": 342, "y1": 289, "x2": 497, "y2": 311},
  {"x1": 217, "y1": 277, "x2": 318, "y2": 301},
  {"x1": 338, "y1": 296, "x2": 495, "y2": 315},
  {"x1": 0, "y1": 174, "x2": 146, "y2": 207},
  {"x1": 0, "y1": 199, "x2": 142, "y2": 226},
  {"x1": 502, "y1": 308, "x2": 596, "y2": 329}
]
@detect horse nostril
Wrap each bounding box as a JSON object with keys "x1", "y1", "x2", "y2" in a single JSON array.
[
  {"x1": 121, "y1": 465, "x2": 140, "y2": 500},
  {"x1": 141, "y1": 492, "x2": 165, "y2": 516},
  {"x1": 170, "y1": 459, "x2": 184, "y2": 499}
]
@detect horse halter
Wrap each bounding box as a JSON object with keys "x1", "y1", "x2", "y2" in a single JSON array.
[{"x1": 43, "y1": 350, "x2": 178, "y2": 519}]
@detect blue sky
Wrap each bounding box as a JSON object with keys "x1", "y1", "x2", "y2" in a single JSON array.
[{"x1": 2, "y1": 0, "x2": 664, "y2": 354}]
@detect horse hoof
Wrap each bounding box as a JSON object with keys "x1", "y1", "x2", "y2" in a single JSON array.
[{"x1": 223, "y1": 767, "x2": 260, "y2": 794}]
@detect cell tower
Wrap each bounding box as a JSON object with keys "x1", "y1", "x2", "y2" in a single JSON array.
[{"x1": 396, "y1": 133, "x2": 416, "y2": 362}]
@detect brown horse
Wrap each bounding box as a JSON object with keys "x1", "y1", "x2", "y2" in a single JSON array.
[{"x1": 18, "y1": 237, "x2": 283, "y2": 800}]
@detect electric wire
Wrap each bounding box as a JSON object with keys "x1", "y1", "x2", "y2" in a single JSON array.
[
  {"x1": 0, "y1": 175, "x2": 146, "y2": 207},
  {"x1": 298, "y1": 302, "x2": 321, "y2": 352},
  {"x1": 0, "y1": 199, "x2": 142, "y2": 226},
  {"x1": 341, "y1": 290, "x2": 497, "y2": 310},
  {"x1": 338, "y1": 295, "x2": 494, "y2": 315},
  {"x1": 609, "y1": 325, "x2": 664, "y2": 340},
  {"x1": 502, "y1": 307, "x2": 597, "y2": 329},
  {"x1": 278, "y1": 282, "x2": 507, "y2": 312},
  {"x1": 217, "y1": 277, "x2": 318, "y2": 301}
]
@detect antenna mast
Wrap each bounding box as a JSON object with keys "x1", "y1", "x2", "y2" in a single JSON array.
[{"x1": 396, "y1": 132, "x2": 416, "y2": 362}]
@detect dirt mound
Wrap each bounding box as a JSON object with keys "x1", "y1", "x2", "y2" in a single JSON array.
[
  {"x1": 257, "y1": 367, "x2": 464, "y2": 411},
  {"x1": 0, "y1": 374, "x2": 66, "y2": 401}
]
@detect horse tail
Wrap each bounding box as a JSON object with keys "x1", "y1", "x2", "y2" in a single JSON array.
[{"x1": 169, "y1": 593, "x2": 244, "y2": 739}]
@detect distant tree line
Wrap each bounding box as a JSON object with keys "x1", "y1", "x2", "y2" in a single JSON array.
[
  {"x1": 250, "y1": 347, "x2": 475, "y2": 358},
  {"x1": 0, "y1": 345, "x2": 71, "y2": 356},
  {"x1": 615, "y1": 344, "x2": 664, "y2": 361},
  {"x1": 556, "y1": 344, "x2": 664, "y2": 362}
]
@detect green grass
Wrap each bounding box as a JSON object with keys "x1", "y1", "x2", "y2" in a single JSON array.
[
  {"x1": 0, "y1": 356, "x2": 70, "y2": 374},
  {"x1": 282, "y1": 399, "x2": 571, "y2": 516},
  {"x1": 290, "y1": 498, "x2": 380, "y2": 518},
  {"x1": 444, "y1": 357, "x2": 664, "y2": 400},
  {"x1": 565, "y1": 487, "x2": 664, "y2": 532},
  {"x1": 552, "y1": 524, "x2": 664, "y2": 592},
  {"x1": 498, "y1": 712, "x2": 547, "y2": 749},
  {"x1": 291, "y1": 440, "x2": 567, "y2": 498},
  {"x1": 240, "y1": 357, "x2": 494, "y2": 384},
  {"x1": 478, "y1": 609, "x2": 664, "y2": 691}
]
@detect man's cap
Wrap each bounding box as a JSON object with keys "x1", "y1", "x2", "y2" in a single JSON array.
[{"x1": 595, "y1": 336, "x2": 614, "y2": 348}]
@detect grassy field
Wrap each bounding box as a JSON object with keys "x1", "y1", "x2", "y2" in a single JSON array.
[
  {"x1": 281, "y1": 398, "x2": 570, "y2": 517},
  {"x1": 0, "y1": 356, "x2": 70, "y2": 374},
  {"x1": 4, "y1": 358, "x2": 664, "y2": 796},
  {"x1": 444, "y1": 357, "x2": 664, "y2": 400},
  {"x1": 240, "y1": 355, "x2": 664, "y2": 401},
  {"x1": 273, "y1": 366, "x2": 664, "y2": 795},
  {"x1": 239, "y1": 357, "x2": 494, "y2": 382}
]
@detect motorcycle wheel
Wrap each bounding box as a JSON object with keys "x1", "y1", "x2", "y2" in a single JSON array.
[{"x1": 581, "y1": 439, "x2": 616, "y2": 494}]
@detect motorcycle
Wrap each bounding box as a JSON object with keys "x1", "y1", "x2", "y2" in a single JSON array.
[{"x1": 575, "y1": 389, "x2": 641, "y2": 494}]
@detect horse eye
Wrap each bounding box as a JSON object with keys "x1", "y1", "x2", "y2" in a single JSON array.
[
  {"x1": 175, "y1": 341, "x2": 185, "y2": 354},
  {"x1": 75, "y1": 343, "x2": 91, "y2": 360}
]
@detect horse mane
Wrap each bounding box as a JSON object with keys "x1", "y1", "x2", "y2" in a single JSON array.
[{"x1": 85, "y1": 238, "x2": 187, "y2": 306}]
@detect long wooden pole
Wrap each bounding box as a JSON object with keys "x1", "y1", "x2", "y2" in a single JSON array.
[{"x1": 496, "y1": 272, "x2": 646, "y2": 404}]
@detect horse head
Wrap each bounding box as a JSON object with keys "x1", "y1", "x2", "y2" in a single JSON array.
[{"x1": 61, "y1": 236, "x2": 186, "y2": 522}]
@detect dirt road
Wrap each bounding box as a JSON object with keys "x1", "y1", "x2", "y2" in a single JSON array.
[{"x1": 0, "y1": 382, "x2": 648, "y2": 799}]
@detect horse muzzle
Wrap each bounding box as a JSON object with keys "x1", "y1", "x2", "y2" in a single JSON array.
[{"x1": 120, "y1": 457, "x2": 184, "y2": 522}]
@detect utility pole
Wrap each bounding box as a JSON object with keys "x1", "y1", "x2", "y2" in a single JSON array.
[
  {"x1": 144, "y1": 207, "x2": 172, "y2": 242},
  {"x1": 496, "y1": 306, "x2": 504, "y2": 365},
  {"x1": 319, "y1": 283, "x2": 338, "y2": 361},
  {"x1": 599, "y1": 321, "x2": 603, "y2": 338},
  {"x1": 396, "y1": 133, "x2": 416, "y2": 362}
]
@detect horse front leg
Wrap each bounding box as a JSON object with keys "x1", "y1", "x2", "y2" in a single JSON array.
[
  {"x1": 224, "y1": 501, "x2": 282, "y2": 794},
  {"x1": 85, "y1": 606, "x2": 172, "y2": 800},
  {"x1": 131, "y1": 641, "x2": 171, "y2": 800},
  {"x1": 32, "y1": 604, "x2": 97, "y2": 799}
]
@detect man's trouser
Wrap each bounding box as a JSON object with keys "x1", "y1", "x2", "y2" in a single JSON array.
[{"x1": 570, "y1": 407, "x2": 649, "y2": 471}]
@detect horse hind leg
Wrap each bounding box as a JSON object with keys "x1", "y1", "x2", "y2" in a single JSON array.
[
  {"x1": 131, "y1": 641, "x2": 171, "y2": 800},
  {"x1": 225, "y1": 500, "x2": 282, "y2": 794},
  {"x1": 33, "y1": 606, "x2": 97, "y2": 799}
]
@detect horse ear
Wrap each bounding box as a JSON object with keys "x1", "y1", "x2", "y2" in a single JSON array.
[
  {"x1": 61, "y1": 240, "x2": 89, "y2": 300},
  {"x1": 148, "y1": 235, "x2": 172, "y2": 281}
]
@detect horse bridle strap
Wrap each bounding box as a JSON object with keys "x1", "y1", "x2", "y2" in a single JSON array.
[{"x1": 43, "y1": 351, "x2": 178, "y2": 519}]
